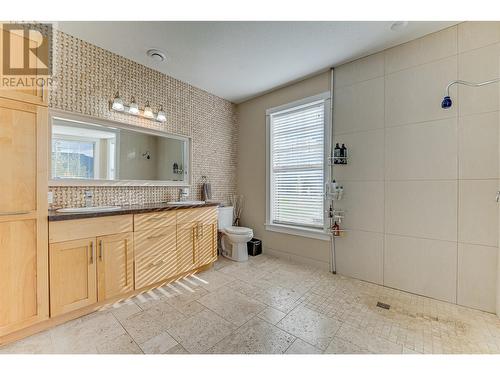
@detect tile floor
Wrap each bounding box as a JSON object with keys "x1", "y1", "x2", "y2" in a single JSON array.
[{"x1": 2, "y1": 254, "x2": 500, "y2": 354}]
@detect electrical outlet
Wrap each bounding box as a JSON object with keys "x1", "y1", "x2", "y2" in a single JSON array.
[{"x1": 47, "y1": 191, "x2": 53, "y2": 204}]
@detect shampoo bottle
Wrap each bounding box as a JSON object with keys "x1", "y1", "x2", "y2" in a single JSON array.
[
  {"x1": 341, "y1": 144, "x2": 347, "y2": 164},
  {"x1": 334, "y1": 143, "x2": 341, "y2": 164},
  {"x1": 332, "y1": 221, "x2": 340, "y2": 237}
]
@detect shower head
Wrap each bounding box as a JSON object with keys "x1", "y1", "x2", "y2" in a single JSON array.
[
  {"x1": 441, "y1": 96, "x2": 452, "y2": 109},
  {"x1": 441, "y1": 78, "x2": 500, "y2": 110}
]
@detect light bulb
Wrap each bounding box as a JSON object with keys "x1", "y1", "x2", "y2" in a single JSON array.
[
  {"x1": 128, "y1": 97, "x2": 139, "y2": 115},
  {"x1": 111, "y1": 93, "x2": 124, "y2": 111},
  {"x1": 143, "y1": 102, "x2": 154, "y2": 118},
  {"x1": 156, "y1": 106, "x2": 166, "y2": 122}
]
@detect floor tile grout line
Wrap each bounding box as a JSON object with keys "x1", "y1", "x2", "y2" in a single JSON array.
[{"x1": 112, "y1": 312, "x2": 147, "y2": 354}]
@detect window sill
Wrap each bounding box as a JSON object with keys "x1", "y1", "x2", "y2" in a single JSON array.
[{"x1": 265, "y1": 223, "x2": 331, "y2": 241}]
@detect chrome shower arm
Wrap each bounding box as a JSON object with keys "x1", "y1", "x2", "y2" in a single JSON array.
[{"x1": 445, "y1": 78, "x2": 500, "y2": 96}]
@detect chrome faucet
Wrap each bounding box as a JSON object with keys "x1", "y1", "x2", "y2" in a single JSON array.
[
  {"x1": 179, "y1": 187, "x2": 189, "y2": 202},
  {"x1": 84, "y1": 190, "x2": 93, "y2": 207}
]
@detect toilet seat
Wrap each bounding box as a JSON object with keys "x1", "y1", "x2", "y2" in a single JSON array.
[{"x1": 224, "y1": 226, "x2": 252, "y2": 235}]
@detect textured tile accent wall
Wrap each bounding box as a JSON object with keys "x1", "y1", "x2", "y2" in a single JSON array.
[{"x1": 48, "y1": 30, "x2": 238, "y2": 208}]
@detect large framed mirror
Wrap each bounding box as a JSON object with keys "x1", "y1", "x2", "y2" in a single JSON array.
[{"x1": 49, "y1": 110, "x2": 191, "y2": 186}]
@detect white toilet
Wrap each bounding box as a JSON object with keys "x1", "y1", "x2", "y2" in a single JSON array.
[{"x1": 217, "y1": 206, "x2": 253, "y2": 262}]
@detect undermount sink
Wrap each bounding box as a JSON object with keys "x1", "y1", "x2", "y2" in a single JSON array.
[
  {"x1": 57, "y1": 206, "x2": 122, "y2": 213},
  {"x1": 166, "y1": 200, "x2": 205, "y2": 206}
]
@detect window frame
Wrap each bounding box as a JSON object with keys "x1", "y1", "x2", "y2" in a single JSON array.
[{"x1": 265, "y1": 92, "x2": 331, "y2": 241}]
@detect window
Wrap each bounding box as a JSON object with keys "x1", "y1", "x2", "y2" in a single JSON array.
[
  {"x1": 266, "y1": 93, "x2": 330, "y2": 239},
  {"x1": 52, "y1": 138, "x2": 97, "y2": 179}
]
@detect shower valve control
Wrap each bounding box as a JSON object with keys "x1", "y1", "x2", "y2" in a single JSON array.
[{"x1": 496, "y1": 191, "x2": 500, "y2": 203}]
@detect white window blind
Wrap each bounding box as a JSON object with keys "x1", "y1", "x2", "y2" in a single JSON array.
[{"x1": 269, "y1": 100, "x2": 325, "y2": 229}]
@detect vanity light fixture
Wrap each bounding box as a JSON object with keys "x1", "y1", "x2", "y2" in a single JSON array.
[
  {"x1": 156, "y1": 106, "x2": 166, "y2": 123},
  {"x1": 129, "y1": 97, "x2": 140, "y2": 115},
  {"x1": 143, "y1": 101, "x2": 154, "y2": 118},
  {"x1": 110, "y1": 95, "x2": 167, "y2": 123},
  {"x1": 111, "y1": 92, "x2": 125, "y2": 111}
]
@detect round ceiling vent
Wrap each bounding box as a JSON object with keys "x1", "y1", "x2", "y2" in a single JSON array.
[
  {"x1": 390, "y1": 21, "x2": 408, "y2": 31},
  {"x1": 146, "y1": 49, "x2": 167, "y2": 62}
]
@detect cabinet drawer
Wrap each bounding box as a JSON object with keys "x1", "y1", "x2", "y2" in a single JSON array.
[
  {"x1": 49, "y1": 215, "x2": 133, "y2": 243},
  {"x1": 176, "y1": 207, "x2": 217, "y2": 224},
  {"x1": 134, "y1": 211, "x2": 176, "y2": 232},
  {"x1": 134, "y1": 226, "x2": 177, "y2": 289}
]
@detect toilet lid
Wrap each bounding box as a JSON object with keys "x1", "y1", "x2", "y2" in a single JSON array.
[{"x1": 225, "y1": 226, "x2": 252, "y2": 235}]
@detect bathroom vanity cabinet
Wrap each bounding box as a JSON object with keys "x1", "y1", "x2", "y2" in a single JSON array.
[
  {"x1": 48, "y1": 215, "x2": 134, "y2": 316},
  {"x1": 49, "y1": 231, "x2": 135, "y2": 316},
  {"x1": 0, "y1": 202, "x2": 218, "y2": 345},
  {"x1": 46, "y1": 206, "x2": 217, "y2": 319}
]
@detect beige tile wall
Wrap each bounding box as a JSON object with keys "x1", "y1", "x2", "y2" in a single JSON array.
[
  {"x1": 48, "y1": 30, "x2": 238, "y2": 207},
  {"x1": 333, "y1": 22, "x2": 499, "y2": 312}
]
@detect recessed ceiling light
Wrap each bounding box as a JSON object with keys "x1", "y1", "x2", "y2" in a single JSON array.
[
  {"x1": 146, "y1": 49, "x2": 167, "y2": 62},
  {"x1": 390, "y1": 21, "x2": 408, "y2": 31}
]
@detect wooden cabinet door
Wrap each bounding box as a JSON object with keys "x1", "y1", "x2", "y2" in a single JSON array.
[
  {"x1": 0, "y1": 98, "x2": 48, "y2": 337},
  {"x1": 97, "y1": 232, "x2": 134, "y2": 301},
  {"x1": 196, "y1": 223, "x2": 218, "y2": 267},
  {"x1": 177, "y1": 223, "x2": 196, "y2": 274},
  {"x1": 0, "y1": 219, "x2": 39, "y2": 335},
  {"x1": 49, "y1": 238, "x2": 97, "y2": 317},
  {"x1": 0, "y1": 99, "x2": 38, "y2": 213},
  {"x1": 135, "y1": 226, "x2": 177, "y2": 289}
]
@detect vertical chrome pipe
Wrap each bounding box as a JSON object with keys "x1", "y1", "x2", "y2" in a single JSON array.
[{"x1": 329, "y1": 67, "x2": 336, "y2": 274}]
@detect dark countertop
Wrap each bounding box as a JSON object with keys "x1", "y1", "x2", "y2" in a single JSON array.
[{"x1": 48, "y1": 202, "x2": 221, "y2": 221}]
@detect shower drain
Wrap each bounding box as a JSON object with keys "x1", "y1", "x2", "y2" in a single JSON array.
[{"x1": 376, "y1": 301, "x2": 391, "y2": 310}]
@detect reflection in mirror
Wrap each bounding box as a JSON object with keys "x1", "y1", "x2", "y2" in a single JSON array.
[{"x1": 51, "y1": 117, "x2": 188, "y2": 183}]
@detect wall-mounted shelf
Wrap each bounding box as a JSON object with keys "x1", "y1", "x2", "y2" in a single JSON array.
[
  {"x1": 333, "y1": 214, "x2": 344, "y2": 222},
  {"x1": 326, "y1": 191, "x2": 344, "y2": 201},
  {"x1": 328, "y1": 156, "x2": 348, "y2": 165},
  {"x1": 331, "y1": 229, "x2": 348, "y2": 238}
]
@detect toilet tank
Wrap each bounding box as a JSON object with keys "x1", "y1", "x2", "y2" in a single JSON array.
[{"x1": 217, "y1": 206, "x2": 233, "y2": 230}]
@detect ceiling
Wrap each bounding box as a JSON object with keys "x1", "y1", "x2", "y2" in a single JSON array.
[{"x1": 56, "y1": 21, "x2": 458, "y2": 103}]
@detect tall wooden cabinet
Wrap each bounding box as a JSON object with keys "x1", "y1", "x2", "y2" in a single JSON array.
[{"x1": 0, "y1": 96, "x2": 48, "y2": 337}]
